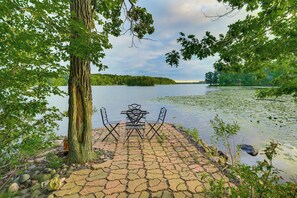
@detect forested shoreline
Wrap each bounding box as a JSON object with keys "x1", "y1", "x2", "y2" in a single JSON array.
[
  {"x1": 49, "y1": 74, "x2": 176, "y2": 86},
  {"x1": 204, "y1": 71, "x2": 278, "y2": 86}
]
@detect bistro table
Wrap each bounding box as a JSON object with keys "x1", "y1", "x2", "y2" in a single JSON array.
[{"x1": 121, "y1": 109, "x2": 149, "y2": 140}]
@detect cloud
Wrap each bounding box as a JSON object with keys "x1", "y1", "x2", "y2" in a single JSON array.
[{"x1": 92, "y1": 0, "x2": 247, "y2": 81}]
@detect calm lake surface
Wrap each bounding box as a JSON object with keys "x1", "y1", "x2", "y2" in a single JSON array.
[{"x1": 47, "y1": 84, "x2": 297, "y2": 180}]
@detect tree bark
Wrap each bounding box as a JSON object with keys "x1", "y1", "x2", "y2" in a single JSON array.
[{"x1": 67, "y1": 0, "x2": 94, "y2": 163}]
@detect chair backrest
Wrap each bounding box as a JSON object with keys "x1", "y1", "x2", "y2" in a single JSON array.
[
  {"x1": 100, "y1": 107, "x2": 109, "y2": 125},
  {"x1": 128, "y1": 103, "x2": 141, "y2": 110},
  {"x1": 126, "y1": 109, "x2": 145, "y2": 123},
  {"x1": 157, "y1": 107, "x2": 167, "y2": 123}
]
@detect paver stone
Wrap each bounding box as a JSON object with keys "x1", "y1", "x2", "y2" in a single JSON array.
[{"x1": 127, "y1": 178, "x2": 147, "y2": 193}]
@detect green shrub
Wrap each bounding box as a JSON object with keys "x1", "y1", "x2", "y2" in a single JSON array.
[
  {"x1": 210, "y1": 115, "x2": 240, "y2": 166},
  {"x1": 204, "y1": 142, "x2": 297, "y2": 197},
  {"x1": 182, "y1": 127, "x2": 200, "y2": 141},
  {"x1": 190, "y1": 128, "x2": 200, "y2": 141},
  {"x1": 46, "y1": 153, "x2": 64, "y2": 169},
  {"x1": 0, "y1": 192, "x2": 15, "y2": 198}
]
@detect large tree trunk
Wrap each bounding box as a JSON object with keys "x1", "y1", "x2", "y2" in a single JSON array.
[{"x1": 67, "y1": 0, "x2": 94, "y2": 163}]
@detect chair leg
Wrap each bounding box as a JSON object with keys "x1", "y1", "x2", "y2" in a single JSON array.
[
  {"x1": 125, "y1": 128, "x2": 134, "y2": 141},
  {"x1": 146, "y1": 122, "x2": 157, "y2": 136},
  {"x1": 148, "y1": 124, "x2": 163, "y2": 140},
  {"x1": 109, "y1": 123, "x2": 120, "y2": 136},
  {"x1": 102, "y1": 123, "x2": 120, "y2": 141},
  {"x1": 136, "y1": 129, "x2": 144, "y2": 139},
  {"x1": 102, "y1": 129, "x2": 118, "y2": 141}
]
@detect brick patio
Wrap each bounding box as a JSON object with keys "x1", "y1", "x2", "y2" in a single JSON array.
[{"x1": 54, "y1": 124, "x2": 234, "y2": 197}]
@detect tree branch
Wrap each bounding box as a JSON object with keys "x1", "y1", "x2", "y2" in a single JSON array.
[{"x1": 201, "y1": 7, "x2": 237, "y2": 21}]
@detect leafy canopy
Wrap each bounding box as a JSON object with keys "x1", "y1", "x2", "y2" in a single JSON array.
[
  {"x1": 0, "y1": 0, "x2": 153, "y2": 167},
  {"x1": 166, "y1": 0, "x2": 297, "y2": 97}
]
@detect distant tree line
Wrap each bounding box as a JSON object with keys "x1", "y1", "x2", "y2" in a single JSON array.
[
  {"x1": 205, "y1": 71, "x2": 279, "y2": 86},
  {"x1": 49, "y1": 74, "x2": 176, "y2": 86}
]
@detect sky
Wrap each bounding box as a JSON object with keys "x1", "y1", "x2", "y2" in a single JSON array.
[{"x1": 92, "y1": 0, "x2": 247, "y2": 81}]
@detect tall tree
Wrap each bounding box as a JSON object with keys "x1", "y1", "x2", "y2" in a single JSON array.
[
  {"x1": 0, "y1": 0, "x2": 69, "y2": 166},
  {"x1": 67, "y1": 0, "x2": 94, "y2": 163},
  {"x1": 166, "y1": 0, "x2": 297, "y2": 98},
  {"x1": 67, "y1": 0, "x2": 154, "y2": 163},
  {"x1": 0, "y1": 0, "x2": 154, "y2": 165}
]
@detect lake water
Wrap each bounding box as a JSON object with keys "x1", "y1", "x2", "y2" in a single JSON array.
[
  {"x1": 47, "y1": 84, "x2": 220, "y2": 137},
  {"x1": 47, "y1": 84, "x2": 297, "y2": 180}
]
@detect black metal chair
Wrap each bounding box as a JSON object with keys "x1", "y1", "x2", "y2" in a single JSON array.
[
  {"x1": 100, "y1": 107, "x2": 120, "y2": 141},
  {"x1": 146, "y1": 107, "x2": 167, "y2": 140},
  {"x1": 128, "y1": 103, "x2": 141, "y2": 110},
  {"x1": 126, "y1": 103, "x2": 142, "y2": 124},
  {"x1": 125, "y1": 109, "x2": 146, "y2": 141}
]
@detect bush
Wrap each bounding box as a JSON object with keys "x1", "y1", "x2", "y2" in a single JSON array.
[
  {"x1": 46, "y1": 153, "x2": 64, "y2": 169},
  {"x1": 204, "y1": 142, "x2": 297, "y2": 197},
  {"x1": 210, "y1": 115, "x2": 240, "y2": 166}
]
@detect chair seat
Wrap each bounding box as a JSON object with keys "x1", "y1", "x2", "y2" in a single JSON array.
[
  {"x1": 146, "y1": 120, "x2": 160, "y2": 124},
  {"x1": 126, "y1": 121, "x2": 145, "y2": 125},
  {"x1": 109, "y1": 120, "x2": 122, "y2": 125},
  {"x1": 126, "y1": 125, "x2": 145, "y2": 129},
  {"x1": 125, "y1": 122, "x2": 145, "y2": 128}
]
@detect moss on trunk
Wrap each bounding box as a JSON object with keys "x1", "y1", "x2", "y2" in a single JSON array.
[{"x1": 67, "y1": 0, "x2": 94, "y2": 164}]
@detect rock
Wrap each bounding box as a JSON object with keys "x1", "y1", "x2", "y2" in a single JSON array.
[
  {"x1": 54, "y1": 139, "x2": 63, "y2": 146},
  {"x1": 209, "y1": 157, "x2": 218, "y2": 163},
  {"x1": 8, "y1": 183, "x2": 19, "y2": 193},
  {"x1": 31, "y1": 189, "x2": 42, "y2": 198},
  {"x1": 50, "y1": 169, "x2": 56, "y2": 175},
  {"x1": 41, "y1": 180, "x2": 50, "y2": 189},
  {"x1": 34, "y1": 157, "x2": 46, "y2": 164},
  {"x1": 44, "y1": 168, "x2": 52, "y2": 173},
  {"x1": 218, "y1": 157, "x2": 227, "y2": 165},
  {"x1": 20, "y1": 188, "x2": 30, "y2": 195},
  {"x1": 218, "y1": 150, "x2": 228, "y2": 160},
  {"x1": 30, "y1": 170, "x2": 40, "y2": 177},
  {"x1": 62, "y1": 164, "x2": 68, "y2": 169},
  {"x1": 47, "y1": 194, "x2": 55, "y2": 198},
  {"x1": 52, "y1": 174, "x2": 60, "y2": 178},
  {"x1": 19, "y1": 174, "x2": 30, "y2": 183},
  {"x1": 26, "y1": 159, "x2": 35, "y2": 163},
  {"x1": 32, "y1": 174, "x2": 52, "y2": 182},
  {"x1": 31, "y1": 174, "x2": 39, "y2": 180},
  {"x1": 48, "y1": 178, "x2": 62, "y2": 191},
  {"x1": 31, "y1": 183, "x2": 41, "y2": 191},
  {"x1": 28, "y1": 164, "x2": 37, "y2": 170},
  {"x1": 31, "y1": 180, "x2": 38, "y2": 185},
  {"x1": 66, "y1": 168, "x2": 73, "y2": 173},
  {"x1": 61, "y1": 177, "x2": 66, "y2": 183},
  {"x1": 24, "y1": 170, "x2": 30, "y2": 174},
  {"x1": 33, "y1": 166, "x2": 45, "y2": 171},
  {"x1": 40, "y1": 174, "x2": 52, "y2": 182},
  {"x1": 25, "y1": 179, "x2": 32, "y2": 186},
  {"x1": 240, "y1": 144, "x2": 259, "y2": 156},
  {"x1": 65, "y1": 170, "x2": 73, "y2": 177},
  {"x1": 13, "y1": 176, "x2": 20, "y2": 183}
]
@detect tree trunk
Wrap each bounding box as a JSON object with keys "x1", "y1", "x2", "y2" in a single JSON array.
[{"x1": 67, "y1": 0, "x2": 94, "y2": 163}]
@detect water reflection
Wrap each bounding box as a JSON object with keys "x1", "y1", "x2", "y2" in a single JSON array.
[{"x1": 47, "y1": 84, "x2": 297, "y2": 180}]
